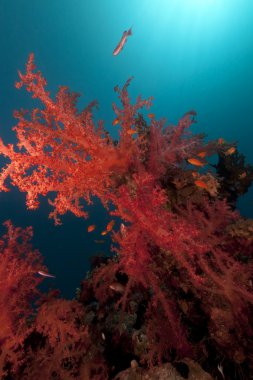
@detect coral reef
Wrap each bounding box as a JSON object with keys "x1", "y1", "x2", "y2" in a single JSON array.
[{"x1": 0, "y1": 55, "x2": 252, "y2": 379}]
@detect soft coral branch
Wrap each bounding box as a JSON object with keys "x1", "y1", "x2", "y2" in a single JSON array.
[
  {"x1": 112, "y1": 77, "x2": 153, "y2": 139},
  {"x1": 0, "y1": 221, "x2": 46, "y2": 377},
  {"x1": 0, "y1": 55, "x2": 139, "y2": 223}
]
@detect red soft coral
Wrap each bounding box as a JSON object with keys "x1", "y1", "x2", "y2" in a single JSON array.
[
  {"x1": 0, "y1": 221, "x2": 46, "y2": 377},
  {"x1": 1, "y1": 55, "x2": 253, "y2": 371},
  {"x1": 21, "y1": 298, "x2": 96, "y2": 380},
  {"x1": 0, "y1": 55, "x2": 151, "y2": 224}
]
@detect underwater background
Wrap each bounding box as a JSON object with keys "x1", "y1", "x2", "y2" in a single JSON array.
[{"x1": 0, "y1": 0, "x2": 253, "y2": 299}]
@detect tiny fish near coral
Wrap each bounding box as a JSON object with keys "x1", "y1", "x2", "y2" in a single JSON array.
[
  {"x1": 109, "y1": 282, "x2": 125, "y2": 294},
  {"x1": 112, "y1": 118, "x2": 119, "y2": 126},
  {"x1": 106, "y1": 220, "x2": 115, "y2": 232},
  {"x1": 38, "y1": 270, "x2": 55, "y2": 278},
  {"x1": 187, "y1": 157, "x2": 206, "y2": 167},
  {"x1": 197, "y1": 151, "x2": 207, "y2": 158},
  {"x1": 88, "y1": 224, "x2": 96, "y2": 232},
  {"x1": 225, "y1": 146, "x2": 236, "y2": 155}
]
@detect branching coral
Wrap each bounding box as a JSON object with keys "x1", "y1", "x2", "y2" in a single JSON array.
[
  {"x1": 21, "y1": 298, "x2": 102, "y2": 380},
  {"x1": 0, "y1": 221, "x2": 45, "y2": 378},
  {"x1": 0, "y1": 55, "x2": 150, "y2": 224},
  {"x1": 0, "y1": 55, "x2": 253, "y2": 379},
  {"x1": 0, "y1": 223, "x2": 107, "y2": 379}
]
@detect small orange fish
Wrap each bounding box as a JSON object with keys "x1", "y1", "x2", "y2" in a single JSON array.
[
  {"x1": 148, "y1": 113, "x2": 155, "y2": 118},
  {"x1": 225, "y1": 147, "x2": 236, "y2": 156},
  {"x1": 194, "y1": 180, "x2": 209, "y2": 191},
  {"x1": 197, "y1": 151, "x2": 207, "y2": 158},
  {"x1": 87, "y1": 224, "x2": 96, "y2": 232},
  {"x1": 239, "y1": 172, "x2": 247, "y2": 179},
  {"x1": 192, "y1": 171, "x2": 199, "y2": 178},
  {"x1": 218, "y1": 138, "x2": 224, "y2": 145},
  {"x1": 109, "y1": 282, "x2": 125, "y2": 294},
  {"x1": 106, "y1": 220, "x2": 115, "y2": 232},
  {"x1": 101, "y1": 230, "x2": 108, "y2": 236},
  {"x1": 127, "y1": 129, "x2": 137, "y2": 135},
  {"x1": 187, "y1": 158, "x2": 206, "y2": 167},
  {"x1": 112, "y1": 118, "x2": 119, "y2": 126}
]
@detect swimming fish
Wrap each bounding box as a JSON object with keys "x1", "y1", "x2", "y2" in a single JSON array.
[
  {"x1": 101, "y1": 230, "x2": 108, "y2": 236},
  {"x1": 197, "y1": 151, "x2": 207, "y2": 158},
  {"x1": 194, "y1": 180, "x2": 209, "y2": 191},
  {"x1": 38, "y1": 270, "x2": 55, "y2": 278},
  {"x1": 148, "y1": 113, "x2": 155, "y2": 119},
  {"x1": 106, "y1": 220, "x2": 115, "y2": 232},
  {"x1": 112, "y1": 118, "x2": 119, "y2": 126},
  {"x1": 126, "y1": 129, "x2": 137, "y2": 135},
  {"x1": 87, "y1": 224, "x2": 96, "y2": 232},
  {"x1": 187, "y1": 158, "x2": 206, "y2": 167},
  {"x1": 217, "y1": 363, "x2": 225, "y2": 379},
  {"x1": 109, "y1": 282, "x2": 125, "y2": 294},
  {"x1": 225, "y1": 147, "x2": 236, "y2": 156},
  {"x1": 239, "y1": 171, "x2": 247, "y2": 179},
  {"x1": 113, "y1": 27, "x2": 132, "y2": 56},
  {"x1": 120, "y1": 223, "x2": 127, "y2": 237}
]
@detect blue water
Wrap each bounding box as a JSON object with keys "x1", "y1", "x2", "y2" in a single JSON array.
[{"x1": 0, "y1": 0, "x2": 253, "y2": 298}]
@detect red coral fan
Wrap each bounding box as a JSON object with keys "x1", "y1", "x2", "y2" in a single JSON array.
[
  {"x1": 0, "y1": 54, "x2": 151, "y2": 224},
  {"x1": 0, "y1": 222, "x2": 107, "y2": 379},
  {"x1": 21, "y1": 298, "x2": 106, "y2": 380},
  {"x1": 0, "y1": 55, "x2": 253, "y2": 377},
  {"x1": 0, "y1": 221, "x2": 45, "y2": 378},
  {"x1": 93, "y1": 171, "x2": 252, "y2": 364}
]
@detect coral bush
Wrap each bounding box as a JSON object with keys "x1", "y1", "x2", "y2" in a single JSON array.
[
  {"x1": 21, "y1": 298, "x2": 106, "y2": 380},
  {"x1": 0, "y1": 221, "x2": 45, "y2": 377},
  {"x1": 0, "y1": 55, "x2": 253, "y2": 379},
  {"x1": 0, "y1": 223, "x2": 107, "y2": 379}
]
